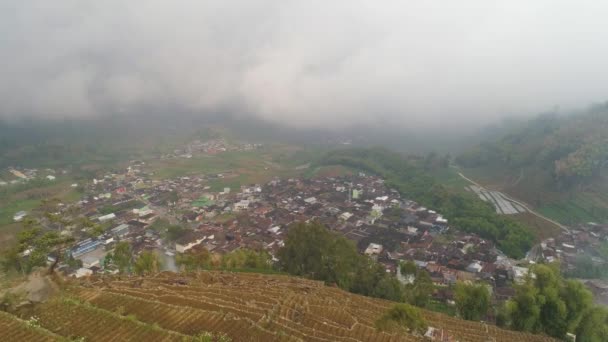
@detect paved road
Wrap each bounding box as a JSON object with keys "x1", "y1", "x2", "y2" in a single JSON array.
[{"x1": 458, "y1": 172, "x2": 570, "y2": 234}]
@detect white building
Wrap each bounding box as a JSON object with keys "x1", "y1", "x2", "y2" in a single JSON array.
[
  {"x1": 13, "y1": 211, "x2": 27, "y2": 222},
  {"x1": 339, "y1": 212, "x2": 354, "y2": 221},
  {"x1": 304, "y1": 197, "x2": 317, "y2": 204},
  {"x1": 466, "y1": 262, "x2": 483, "y2": 273},
  {"x1": 175, "y1": 234, "x2": 206, "y2": 253},
  {"x1": 98, "y1": 213, "x2": 116, "y2": 222},
  {"x1": 364, "y1": 243, "x2": 383, "y2": 256}
]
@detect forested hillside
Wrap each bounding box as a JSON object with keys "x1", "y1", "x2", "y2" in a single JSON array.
[{"x1": 457, "y1": 104, "x2": 608, "y2": 225}]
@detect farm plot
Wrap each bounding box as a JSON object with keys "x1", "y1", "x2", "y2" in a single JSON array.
[
  {"x1": 469, "y1": 185, "x2": 526, "y2": 215},
  {"x1": 0, "y1": 310, "x2": 61, "y2": 341},
  {"x1": 0, "y1": 271, "x2": 559, "y2": 342}
]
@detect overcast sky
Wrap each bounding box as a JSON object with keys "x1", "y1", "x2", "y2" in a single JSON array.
[{"x1": 2, "y1": 1, "x2": 608, "y2": 129}]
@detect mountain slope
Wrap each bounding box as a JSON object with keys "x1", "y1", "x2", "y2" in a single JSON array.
[
  {"x1": 3, "y1": 271, "x2": 557, "y2": 342},
  {"x1": 457, "y1": 104, "x2": 608, "y2": 225}
]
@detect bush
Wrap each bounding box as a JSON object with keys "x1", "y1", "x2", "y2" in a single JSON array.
[{"x1": 375, "y1": 303, "x2": 427, "y2": 335}]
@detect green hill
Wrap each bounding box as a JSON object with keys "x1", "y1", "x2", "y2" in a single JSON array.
[{"x1": 457, "y1": 104, "x2": 608, "y2": 225}]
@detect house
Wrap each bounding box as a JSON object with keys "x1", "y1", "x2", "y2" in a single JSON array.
[
  {"x1": 304, "y1": 197, "x2": 317, "y2": 204},
  {"x1": 13, "y1": 211, "x2": 27, "y2": 222},
  {"x1": 339, "y1": 212, "x2": 353, "y2": 221},
  {"x1": 74, "y1": 268, "x2": 93, "y2": 278},
  {"x1": 98, "y1": 213, "x2": 116, "y2": 222},
  {"x1": 175, "y1": 232, "x2": 206, "y2": 253},
  {"x1": 234, "y1": 200, "x2": 250, "y2": 211},
  {"x1": 111, "y1": 224, "x2": 130, "y2": 237},
  {"x1": 364, "y1": 243, "x2": 383, "y2": 256},
  {"x1": 466, "y1": 261, "x2": 483, "y2": 273}
]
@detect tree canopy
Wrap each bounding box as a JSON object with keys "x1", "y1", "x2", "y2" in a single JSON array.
[
  {"x1": 375, "y1": 303, "x2": 428, "y2": 335},
  {"x1": 454, "y1": 282, "x2": 490, "y2": 321},
  {"x1": 278, "y1": 221, "x2": 406, "y2": 301},
  {"x1": 505, "y1": 264, "x2": 593, "y2": 339}
]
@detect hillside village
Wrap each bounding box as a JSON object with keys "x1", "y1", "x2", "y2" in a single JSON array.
[
  {"x1": 8, "y1": 152, "x2": 603, "y2": 311},
  {"x1": 3, "y1": 129, "x2": 608, "y2": 313}
]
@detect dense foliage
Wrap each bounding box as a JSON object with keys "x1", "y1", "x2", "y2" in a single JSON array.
[
  {"x1": 454, "y1": 282, "x2": 490, "y2": 321},
  {"x1": 278, "y1": 222, "x2": 406, "y2": 301},
  {"x1": 375, "y1": 303, "x2": 428, "y2": 335},
  {"x1": 575, "y1": 306, "x2": 608, "y2": 342},
  {"x1": 504, "y1": 264, "x2": 594, "y2": 339},
  {"x1": 112, "y1": 241, "x2": 133, "y2": 274},
  {"x1": 1, "y1": 219, "x2": 74, "y2": 274},
  {"x1": 133, "y1": 251, "x2": 162, "y2": 275},
  {"x1": 320, "y1": 147, "x2": 535, "y2": 258},
  {"x1": 457, "y1": 106, "x2": 608, "y2": 185},
  {"x1": 175, "y1": 247, "x2": 273, "y2": 272}
]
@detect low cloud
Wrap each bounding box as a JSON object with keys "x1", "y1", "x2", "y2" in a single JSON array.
[{"x1": 2, "y1": 1, "x2": 608, "y2": 130}]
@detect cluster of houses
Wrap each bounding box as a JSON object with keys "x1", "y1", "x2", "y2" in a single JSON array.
[
  {"x1": 2, "y1": 167, "x2": 63, "y2": 187},
  {"x1": 534, "y1": 222, "x2": 608, "y2": 305},
  {"x1": 161, "y1": 138, "x2": 262, "y2": 159},
  {"x1": 11, "y1": 156, "x2": 578, "y2": 311},
  {"x1": 39, "y1": 163, "x2": 538, "y2": 308}
]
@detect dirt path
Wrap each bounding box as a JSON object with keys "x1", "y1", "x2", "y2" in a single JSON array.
[{"x1": 458, "y1": 172, "x2": 569, "y2": 233}]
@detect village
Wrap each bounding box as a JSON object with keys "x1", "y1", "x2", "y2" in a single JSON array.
[
  {"x1": 4, "y1": 129, "x2": 608, "y2": 312},
  {"x1": 6, "y1": 151, "x2": 583, "y2": 311}
]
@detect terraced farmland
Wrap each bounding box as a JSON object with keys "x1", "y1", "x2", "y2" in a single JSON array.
[{"x1": 2, "y1": 271, "x2": 558, "y2": 341}]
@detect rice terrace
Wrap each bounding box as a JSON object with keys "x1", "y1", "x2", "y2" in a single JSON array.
[{"x1": 2, "y1": 271, "x2": 558, "y2": 342}]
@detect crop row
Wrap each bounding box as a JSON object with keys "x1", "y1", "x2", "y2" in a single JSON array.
[
  {"x1": 33, "y1": 298, "x2": 185, "y2": 342},
  {"x1": 0, "y1": 311, "x2": 60, "y2": 342}
]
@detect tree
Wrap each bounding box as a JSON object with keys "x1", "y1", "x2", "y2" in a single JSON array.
[
  {"x1": 575, "y1": 306, "x2": 608, "y2": 342},
  {"x1": 506, "y1": 264, "x2": 594, "y2": 339},
  {"x1": 221, "y1": 249, "x2": 272, "y2": 270},
  {"x1": 400, "y1": 260, "x2": 417, "y2": 276},
  {"x1": 1, "y1": 223, "x2": 74, "y2": 275},
  {"x1": 375, "y1": 303, "x2": 427, "y2": 335},
  {"x1": 166, "y1": 225, "x2": 189, "y2": 242},
  {"x1": 133, "y1": 251, "x2": 161, "y2": 275},
  {"x1": 454, "y1": 282, "x2": 490, "y2": 321},
  {"x1": 113, "y1": 241, "x2": 133, "y2": 273},
  {"x1": 176, "y1": 247, "x2": 212, "y2": 271},
  {"x1": 278, "y1": 221, "x2": 359, "y2": 288},
  {"x1": 278, "y1": 221, "x2": 405, "y2": 301},
  {"x1": 407, "y1": 269, "x2": 434, "y2": 308}
]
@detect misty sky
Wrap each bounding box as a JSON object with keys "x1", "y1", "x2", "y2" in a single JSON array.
[{"x1": 2, "y1": 1, "x2": 608, "y2": 129}]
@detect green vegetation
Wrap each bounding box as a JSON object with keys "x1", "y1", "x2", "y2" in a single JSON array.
[
  {"x1": 221, "y1": 249, "x2": 272, "y2": 270},
  {"x1": 503, "y1": 264, "x2": 594, "y2": 339},
  {"x1": 575, "y1": 306, "x2": 608, "y2": 342},
  {"x1": 278, "y1": 222, "x2": 406, "y2": 302},
  {"x1": 405, "y1": 267, "x2": 434, "y2": 308},
  {"x1": 457, "y1": 106, "x2": 608, "y2": 224},
  {"x1": 175, "y1": 247, "x2": 273, "y2": 273},
  {"x1": 454, "y1": 282, "x2": 490, "y2": 321},
  {"x1": 320, "y1": 147, "x2": 535, "y2": 258},
  {"x1": 375, "y1": 303, "x2": 427, "y2": 335},
  {"x1": 133, "y1": 251, "x2": 162, "y2": 275},
  {"x1": 112, "y1": 241, "x2": 133, "y2": 274},
  {"x1": 1, "y1": 219, "x2": 74, "y2": 275}
]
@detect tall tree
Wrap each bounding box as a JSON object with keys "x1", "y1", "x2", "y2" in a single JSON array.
[
  {"x1": 133, "y1": 251, "x2": 161, "y2": 275},
  {"x1": 506, "y1": 264, "x2": 594, "y2": 339},
  {"x1": 454, "y1": 282, "x2": 490, "y2": 321},
  {"x1": 113, "y1": 241, "x2": 133, "y2": 274}
]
